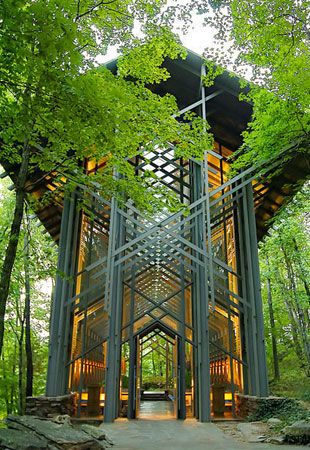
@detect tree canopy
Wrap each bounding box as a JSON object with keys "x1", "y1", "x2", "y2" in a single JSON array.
[
  {"x1": 0, "y1": 0, "x2": 213, "y2": 360},
  {"x1": 205, "y1": 0, "x2": 310, "y2": 171},
  {"x1": 0, "y1": 0, "x2": 212, "y2": 202}
]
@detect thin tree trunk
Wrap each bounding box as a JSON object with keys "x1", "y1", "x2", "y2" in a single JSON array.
[
  {"x1": 283, "y1": 295, "x2": 305, "y2": 363},
  {"x1": 152, "y1": 351, "x2": 156, "y2": 377},
  {"x1": 265, "y1": 254, "x2": 280, "y2": 381},
  {"x1": 18, "y1": 325, "x2": 25, "y2": 415},
  {"x1": 0, "y1": 143, "x2": 30, "y2": 357},
  {"x1": 1, "y1": 354, "x2": 10, "y2": 415},
  {"x1": 292, "y1": 237, "x2": 310, "y2": 304},
  {"x1": 281, "y1": 244, "x2": 310, "y2": 375},
  {"x1": 11, "y1": 339, "x2": 17, "y2": 414},
  {"x1": 277, "y1": 270, "x2": 305, "y2": 368},
  {"x1": 24, "y1": 213, "x2": 33, "y2": 397},
  {"x1": 13, "y1": 293, "x2": 25, "y2": 415}
]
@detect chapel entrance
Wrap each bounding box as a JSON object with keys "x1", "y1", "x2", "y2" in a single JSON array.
[
  {"x1": 119, "y1": 323, "x2": 195, "y2": 420},
  {"x1": 136, "y1": 327, "x2": 176, "y2": 420}
]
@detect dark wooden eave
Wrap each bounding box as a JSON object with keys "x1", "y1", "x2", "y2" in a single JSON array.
[{"x1": 1, "y1": 159, "x2": 63, "y2": 243}]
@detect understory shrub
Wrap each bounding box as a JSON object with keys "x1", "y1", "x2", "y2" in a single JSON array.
[{"x1": 247, "y1": 397, "x2": 309, "y2": 425}]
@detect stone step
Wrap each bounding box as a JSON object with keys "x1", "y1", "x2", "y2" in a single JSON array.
[{"x1": 141, "y1": 392, "x2": 168, "y2": 401}]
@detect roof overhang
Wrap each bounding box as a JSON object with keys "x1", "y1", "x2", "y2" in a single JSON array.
[{"x1": 1, "y1": 49, "x2": 309, "y2": 242}]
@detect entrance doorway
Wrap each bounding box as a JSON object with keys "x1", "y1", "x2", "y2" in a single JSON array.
[
  {"x1": 137, "y1": 328, "x2": 176, "y2": 420},
  {"x1": 120, "y1": 324, "x2": 195, "y2": 420}
]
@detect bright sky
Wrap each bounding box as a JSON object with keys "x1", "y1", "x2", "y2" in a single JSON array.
[
  {"x1": 98, "y1": 12, "x2": 216, "y2": 64},
  {"x1": 97, "y1": 10, "x2": 252, "y2": 81}
]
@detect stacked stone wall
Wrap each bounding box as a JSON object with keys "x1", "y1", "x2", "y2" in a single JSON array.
[
  {"x1": 25, "y1": 394, "x2": 76, "y2": 417},
  {"x1": 235, "y1": 394, "x2": 287, "y2": 418}
]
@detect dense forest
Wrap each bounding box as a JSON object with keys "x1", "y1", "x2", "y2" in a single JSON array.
[
  {"x1": 260, "y1": 185, "x2": 310, "y2": 401},
  {"x1": 0, "y1": 0, "x2": 309, "y2": 420},
  {"x1": 0, "y1": 177, "x2": 57, "y2": 418}
]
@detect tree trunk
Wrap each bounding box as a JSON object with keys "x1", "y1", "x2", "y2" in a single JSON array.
[
  {"x1": 18, "y1": 326, "x2": 25, "y2": 415},
  {"x1": 11, "y1": 339, "x2": 17, "y2": 414},
  {"x1": 292, "y1": 237, "x2": 310, "y2": 304},
  {"x1": 24, "y1": 214, "x2": 33, "y2": 397},
  {"x1": 283, "y1": 294, "x2": 305, "y2": 364},
  {"x1": 281, "y1": 243, "x2": 310, "y2": 375},
  {"x1": 277, "y1": 269, "x2": 305, "y2": 368},
  {"x1": 265, "y1": 254, "x2": 280, "y2": 381},
  {"x1": 1, "y1": 354, "x2": 10, "y2": 415},
  {"x1": 0, "y1": 143, "x2": 30, "y2": 357},
  {"x1": 152, "y1": 351, "x2": 156, "y2": 377}
]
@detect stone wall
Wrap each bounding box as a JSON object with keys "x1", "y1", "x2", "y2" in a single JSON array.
[
  {"x1": 235, "y1": 394, "x2": 287, "y2": 419},
  {"x1": 25, "y1": 394, "x2": 76, "y2": 417}
]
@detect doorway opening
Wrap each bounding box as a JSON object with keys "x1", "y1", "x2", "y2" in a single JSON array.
[
  {"x1": 120, "y1": 323, "x2": 195, "y2": 420},
  {"x1": 137, "y1": 328, "x2": 176, "y2": 419}
]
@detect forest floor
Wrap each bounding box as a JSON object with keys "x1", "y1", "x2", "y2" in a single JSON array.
[{"x1": 216, "y1": 421, "x2": 282, "y2": 444}]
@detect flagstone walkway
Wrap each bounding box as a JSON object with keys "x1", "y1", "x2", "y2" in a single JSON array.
[{"x1": 101, "y1": 418, "x2": 298, "y2": 450}]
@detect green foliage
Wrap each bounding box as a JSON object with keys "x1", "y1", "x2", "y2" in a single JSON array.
[
  {"x1": 142, "y1": 377, "x2": 173, "y2": 391},
  {"x1": 0, "y1": 177, "x2": 57, "y2": 418},
  {"x1": 0, "y1": 0, "x2": 213, "y2": 212},
  {"x1": 140, "y1": 335, "x2": 173, "y2": 389},
  {"x1": 270, "y1": 371, "x2": 310, "y2": 402},
  {"x1": 206, "y1": 0, "x2": 310, "y2": 172},
  {"x1": 202, "y1": 61, "x2": 224, "y2": 87},
  {"x1": 247, "y1": 397, "x2": 308, "y2": 425},
  {"x1": 259, "y1": 184, "x2": 310, "y2": 401},
  {"x1": 118, "y1": 28, "x2": 187, "y2": 84},
  {"x1": 232, "y1": 86, "x2": 309, "y2": 173}
]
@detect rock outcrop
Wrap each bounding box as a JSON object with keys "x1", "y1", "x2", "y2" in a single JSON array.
[
  {"x1": 283, "y1": 420, "x2": 310, "y2": 444},
  {"x1": 0, "y1": 415, "x2": 113, "y2": 450}
]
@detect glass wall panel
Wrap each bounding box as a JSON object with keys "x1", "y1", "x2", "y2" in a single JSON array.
[{"x1": 68, "y1": 198, "x2": 110, "y2": 417}]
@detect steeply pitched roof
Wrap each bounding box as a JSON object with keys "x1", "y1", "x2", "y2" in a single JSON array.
[
  {"x1": 106, "y1": 49, "x2": 252, "y2": 150},
  {"x1": 106, "y1": 49, "x2": 310, "y2": 239}
]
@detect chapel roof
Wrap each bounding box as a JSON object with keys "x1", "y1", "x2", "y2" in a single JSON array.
[{"x1": 2, "y1": 49, "x2": 309, "y2": 241}]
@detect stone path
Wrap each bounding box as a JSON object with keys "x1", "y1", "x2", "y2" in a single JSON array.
[
  {"x1": 101, "y1": 419, "x2": 299, "y2": 450},
  {"x1": 139, "y1": 400, "x2": 174, "y2": 420}
]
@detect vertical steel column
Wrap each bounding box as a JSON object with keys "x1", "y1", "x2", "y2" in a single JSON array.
[
  {"x1": 128, "y1": 157, "x2": 139, "y2": 418},
  {"x1": 244, "y1": 183, "x2": 269, "y2": 396},
  {"x1": 192, "y1": 159, "x2": 211, "y2": 422},
  {"x1": 178, "y1": 161, "x2": 186, "y2": 420},
  {"x1": 127, "y1": 254, "x2": 137, "y2": 418},
  {"x1": 46, "y1": 197, "x2": 70, "y2": 395},
  {"x1": 241, "y1": 182, "x2": 260, "y2": 394},
  {"x1": 61, "y1": 201, "x2": 81, "y2": 398},
  {"x1": 178, "y1": 338, "x2": 186, "y2": 419},
  {"x1": 201, "y1": 64, "x2": 215, "y2": 310},
  {"x1": 77, "y1": 206, "x2": 95, "y2": 417},
  {"x1": 190, "y1": 160, "x2": 199, "y2": 419},
  {"x1": 104, "y1": 199, "x2": 124, "y2": 422},
  {"x1": 199, "y1": 63, "x2": 211, "y2": 422},
  {"x1": 46, "y1": 194, "x2": 77, "y2": 395},
  {"x1": 219, "y1": 145, "x2": 237, "y2": 415},
  {"x1": 239, "y1": 178, "x2": 270, "y2": 396}
]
